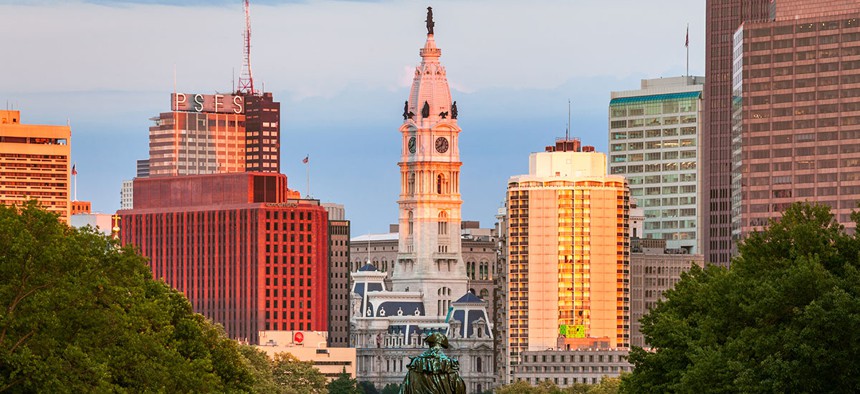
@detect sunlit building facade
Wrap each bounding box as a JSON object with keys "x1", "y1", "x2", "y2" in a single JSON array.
[
  {"x1": 119, "y1": 172, "x2": 330, "y2": 344},
  {"x1": 0, "y1": 110, "x2": 71, "y2": 222},
  {"x1": 609, "y1": 76, "x2": 704, "y2": 253},
  {"x1": 148, "y1": 93, "x2": 246, "y2": 177},
  {"x1": 505, "y1": 139, "x2": 630, "y2": 376}
]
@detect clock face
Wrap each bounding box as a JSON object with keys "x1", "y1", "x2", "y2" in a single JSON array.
[
  {"x1": 435, "y1": 137, "x2": 449, "y2": 153},
  {"x1": 408, "y1": 137, "x2": 416, "y2": 153}
]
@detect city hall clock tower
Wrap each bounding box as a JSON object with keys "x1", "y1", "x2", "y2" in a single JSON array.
[{"x1": 392, "y1": 8, "x2": 468, "y2": 317}]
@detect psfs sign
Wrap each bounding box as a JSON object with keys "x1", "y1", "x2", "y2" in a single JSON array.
[{"x1": 171, "y1": 93, "x2": 244, "y2": 114}]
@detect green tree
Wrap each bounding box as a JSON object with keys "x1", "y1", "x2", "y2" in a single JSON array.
[
  {"x1": 621, "y1": 202, "x2": 860, "y2": 393},
  {"x1": 272, "y1": 352, "x2": 328, "y2": 394},
  {"x1": 0, "y1": 202, "x2": 266, "y2": 392},
  {"x1": 379, "y1": 383, "x2": 401, "y2": 394},
  {"x1": 328, "y1": 368, "x2": 361, "y2": 394},
  {"x1": 357, "y1": 380, "x2": 378, "y2": 394}
]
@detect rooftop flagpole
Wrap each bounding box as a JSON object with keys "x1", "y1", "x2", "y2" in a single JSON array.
[{"x1": 686, "y1": 23, "x2": 690, "y2": 78}]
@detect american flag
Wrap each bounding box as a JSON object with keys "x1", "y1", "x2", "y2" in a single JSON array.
[
  {"x1": 685, "y1": 25, "x2": 689, "y2": 48},
  {"x1": 302, "y1": 155, "x2": 309, "y2": 164},
  {"x1": 72, "y1": 164, "x2": 77, "y2": 175}
]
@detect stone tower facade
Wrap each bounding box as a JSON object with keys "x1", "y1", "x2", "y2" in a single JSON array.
[
  {"x1": 392, "y1": 28, "x2": 468, "y2": 317},
  {"x1": 349, "y1": 10, "x2": 495, "y2": 393}
]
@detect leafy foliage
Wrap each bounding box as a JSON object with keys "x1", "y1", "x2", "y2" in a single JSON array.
[
  {"x1": 327, "y1": 368, "x2": 361, "y2": 394},
  {"x1": 495, "y1": 377, "x2": 621, "y2": 394},
  {"x1": 0, "y1": 202, "x2": 270, "y2": 392},
  {"x1": 271, "y1": 352, "x2": 329, "y2": 394},
  {"x1": 621, "y1": 202, "x2": 860, "y2": 393},
  {"x1": 379, "y1": 383, "x2": 401, "y2": 394}
]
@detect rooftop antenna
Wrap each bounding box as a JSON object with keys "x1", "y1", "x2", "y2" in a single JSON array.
[
  {"x1": 565, "y1": 99, "x2": 571, "y2": 150},
  {"x1": 237, "y1": 0, "x2": 255, "y2": 95}
]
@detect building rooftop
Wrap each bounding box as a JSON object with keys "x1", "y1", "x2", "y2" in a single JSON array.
[{"x1": 351, "y1": 232, "x2": 398, "y2": 242}]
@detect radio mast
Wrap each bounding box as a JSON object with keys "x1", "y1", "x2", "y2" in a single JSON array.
[{"x1": 237, "y1": 0, "x2": 255, "y2": 94}]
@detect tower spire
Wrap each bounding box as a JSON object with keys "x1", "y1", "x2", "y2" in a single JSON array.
[{"x1": 237, "y1": 0, "x2": 255, "y2": 95}]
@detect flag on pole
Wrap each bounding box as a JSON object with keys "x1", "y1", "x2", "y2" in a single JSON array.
[
  {"x1": 72, "y1": 164, "x2": 77, "y2": 175},
  {"x1": 685, "y1": 25, "x2": 689, "y2": 48},
  {"x1": 302, "y1": 155, "x2": 309, "y2": 164}
]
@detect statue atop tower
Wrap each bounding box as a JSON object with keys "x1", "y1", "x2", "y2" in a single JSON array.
[{"x1": 425, "y1": 6, "x2": 435, "y2": 35}]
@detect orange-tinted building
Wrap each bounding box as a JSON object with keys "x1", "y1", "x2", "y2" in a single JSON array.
[
  {"x1": 505, "y1": 139, "x2": 630, "y2": 373},
  {"x1": 0, "y1": 110, "x2": 71, "y2": 222},
  {"x1": 148, "y1": 93, "x2": 246, "y2": 177},
  {"x1": 70, "y1": 200, "x2": 91, "y2": 215},
  {"x1": 118, "y1": 172, "x2": 330, "y2": 344}
]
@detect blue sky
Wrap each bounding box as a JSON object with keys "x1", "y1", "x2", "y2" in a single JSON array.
[{"x1": 1, "y1": 0, "x2": 705, "y2": 236}]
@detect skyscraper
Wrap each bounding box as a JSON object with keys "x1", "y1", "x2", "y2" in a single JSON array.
[
  {"x1": 609, "y1": 76, "x2": 704, "y2": 253},
  {"x1": 243, "y1": 92, "x2": 281, "y2": 173},
  {"x1": 119, "y1": 172, "x2": 330, "y2": 344},
  {"x1": 731, "y1": 2, "x2": 860, "y2": 242},
  {"x1": 704, "y1": 0, "x2": 773, "y2": 265},
  {"x1": 323, "y1": 203, "x2": 351, "y2": 347},
  {"x1": 505, "y1": 139, "x2": 630, "y2": 378},
  {"x1": 0, "y1": 110, "x2": 71, "y2": 222},
  {"x1": 148, "y1": 93, "x2": 247, "y2": 177}
]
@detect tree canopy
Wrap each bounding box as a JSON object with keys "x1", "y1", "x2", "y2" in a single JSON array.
[
  {"x1": 622, "y1": 202, "x2": 860, "y2": 393},
  {"x1": 495, "y1": 377, "x2": 620, "y2": 394},
  {"x1": 271, "y1": 352, "x2": 329, "y2": 394},
  {"x1": 0, "y1": 202, "x2": 270, "y2": 392}
]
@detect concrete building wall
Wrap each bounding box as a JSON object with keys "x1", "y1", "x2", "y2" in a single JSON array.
[
  {"x1": 512, "y1": 349, "x2": 632, "y2": 387},
  {"x1": 257, "y1": 331, "x2": 356, "y2": 379},
  {"x1": 629, "y1": 240, "x2": 704, "y2": 348},
  {"x1": 328, "y1": 218, "x2": 351, "y2": 347}
]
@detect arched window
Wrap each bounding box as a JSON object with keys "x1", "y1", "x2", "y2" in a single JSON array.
[
  {"x1": 466, "y1": 261, "x2": 476, "y2": 280},
  {"x1": 408, "y1": 172, "x2": 415, "y2": 195},
  {"x1": 479, "y1": 261, "x2": 489, "y2": 280},
  {"x1": 438, "y1": 211, "x2": 448, "y2": 235},
  {"x1": 437, "y1": 174, "x2": 445, "y2": 194},
  {"x1": 408, "y1": 211, "x2": 414, "y2": 235},
  {"x1": 476, "y1": 357, "x2": 483, "y2": 372},
  {"x1": 480, "y1": 288, "x2": 489, "y2": 299}
]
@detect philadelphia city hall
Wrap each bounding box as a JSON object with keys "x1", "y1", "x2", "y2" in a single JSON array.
[{"x1": 350, "y1": 8, "x2": 495, "y2": 393}]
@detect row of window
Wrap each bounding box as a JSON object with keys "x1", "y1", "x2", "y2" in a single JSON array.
[
  {"x1": 609, "y1": 99, "x2": 697, "y2": 118},
  {"x1": 611, "y1": 128, "x2": 696, "y2": 140}
]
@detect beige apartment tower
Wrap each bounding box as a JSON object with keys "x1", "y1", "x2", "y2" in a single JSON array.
[
  {"x1": 0, "y1": 110, "x2": 71, "y2": 222},
  {"x1": 506, "y1": 139, "x2": 630, "y2": 374}
]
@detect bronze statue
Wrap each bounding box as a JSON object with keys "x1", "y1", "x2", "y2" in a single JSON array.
[
  {"x1": 403, "y1": 100, "x2": 409, "y2": 120},
  {"x1": 421, "y1": 101, "x2": 430, "y2": 118},
  {"x1": 451, "y1": 101, "x2": 458, "y2": 119},
  {"x1": 399, "y1": 333, "x2": 466, "y2": 394},
  {"x1": 426, "y1": 7, "x2": 435, "y2": 35}
]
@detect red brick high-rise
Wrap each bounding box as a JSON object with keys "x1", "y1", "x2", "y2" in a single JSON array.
[
  {"x1": 703, "y1": 0, "x2": 773, "y2": 266},
  {"x1": 119, "y1": 172, "x2": 329, "y2": 344}
]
